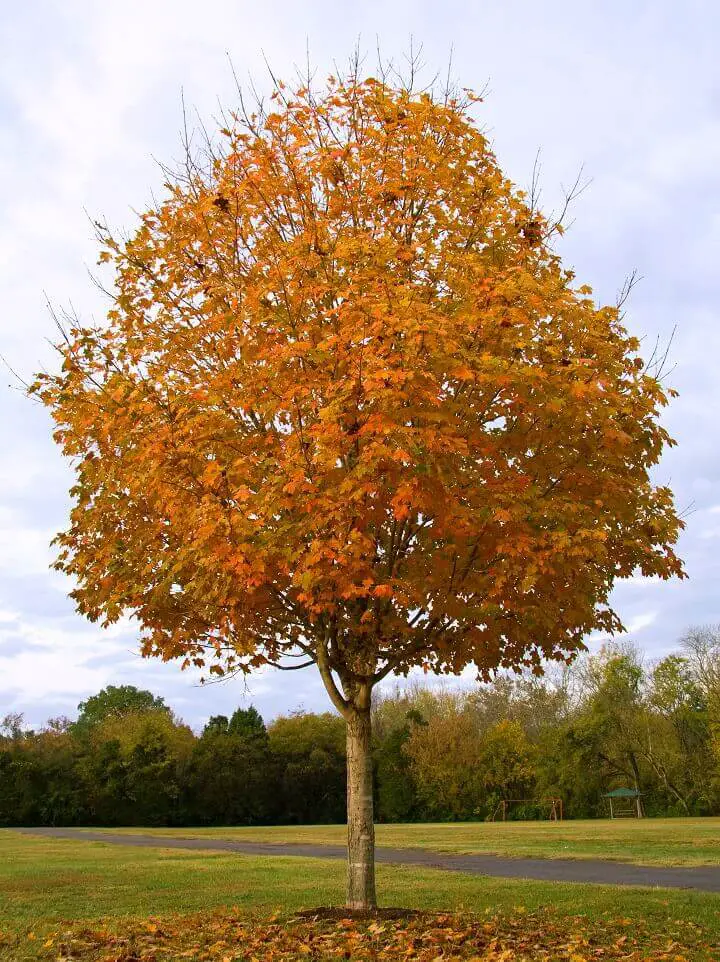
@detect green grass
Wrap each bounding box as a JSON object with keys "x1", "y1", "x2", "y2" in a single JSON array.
[
  {"x1": 86, "y1": 816, "x2": 720, "y2": 866},
  {"x1": 1, "y1": 830, "x2": 719, "y2": 930},
  {"x1": 2, "y1": 830, "x2": 719, "y2": 961}
]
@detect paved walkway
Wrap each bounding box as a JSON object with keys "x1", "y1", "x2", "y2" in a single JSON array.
[{"x1": 22, "y1": 827, "x2": 720, "y2": 893}]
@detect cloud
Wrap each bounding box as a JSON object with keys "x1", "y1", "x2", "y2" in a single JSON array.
[
  {"x1": 0, "y1": 614, "x2": 129, "y2": 703},
  {"x1": 625, "y1": 612, "x2": 658, "y2": 636},
  {"x1": 1, "y1": 0, "x2": 719, "y2": 727},
  {"x1": 0, "y1": 507, "x2": 57, "y2": 577}
]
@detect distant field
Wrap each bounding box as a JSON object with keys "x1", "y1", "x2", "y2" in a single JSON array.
[
  {"x1": 2, "y1": 831, "x2": 719, "y2": 961},
  {"x1": 87, "y1": 817, "x2": 720, "y2": 866}
]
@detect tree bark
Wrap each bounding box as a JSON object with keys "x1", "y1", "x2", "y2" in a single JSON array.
[{"x1": 346, "y1": 705, "x2": 376, "y2": 911}]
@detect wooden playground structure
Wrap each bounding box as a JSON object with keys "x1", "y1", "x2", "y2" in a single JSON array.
[{"x1": 490, "y1": 797, "x2": 564, "y2": 821}]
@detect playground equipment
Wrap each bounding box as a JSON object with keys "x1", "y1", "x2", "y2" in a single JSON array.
[
  {"x1": 490, "y1": 797, "x2": 564, "y2": 821},
  {"x1": 603, "y1": 787, "x2": 644, "y2": 818}
]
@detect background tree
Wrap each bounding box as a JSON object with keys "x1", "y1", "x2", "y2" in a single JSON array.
[
  {"x1": 189, "y1": 708, "x2": 277, "y2": 825},
  {"x1": 404, "y1": 698, "x2": 485, "y2": 818},
  {"x1": 79, "y1": 709, "x2": 194, "y2": 825},
  {"x1": 228, "y1": 705, "x2": 268, "y2": 741},
  {"x1": 680, "y1": 626, "x2": 720, "y2": 804},
  {"x1": 268, "y1": 712, "x2": 347, "y2": 823},
  {"x1": 642, "y1": 656, "x2": 709, "y2": 813},
  {"x1": 0, "y1": 722, "x2": 83, "y2": 826},
  {"x1": 372, "y1": 696, "x2": 426, "y2": 822},
  {"x1": 203, "y1": 714, "x2": 231, "y2": 735},
  {"x1": 569, "y1": 647, "x2": 648, "y2": 807},
  {"x1": 6, "y1": 635, "x2": 720, "y2": 828},
  {"x1": 33, "y1": 61, "x2": 685, "y2": 909},
  {"x1": 0, "y1": 713, "x2": 26, "y2": 741},
  {"x1": 477, "y1": 719, "x2": 535, "y2": 815},
  {"x1": 682, "y1": 626, "x2": 720, "y2": 729},
  {"x1": 73, "y1": 685, "x2": 169, "y2": 735}
]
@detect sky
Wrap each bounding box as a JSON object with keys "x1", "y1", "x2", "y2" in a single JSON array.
[{"x1": 1, "y1": 1, "x2": 718, "y2": 732}]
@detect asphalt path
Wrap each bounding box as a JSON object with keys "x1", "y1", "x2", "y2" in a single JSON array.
[{"x1": 22, "y1": 827, "x2": 720, "y2": 893}]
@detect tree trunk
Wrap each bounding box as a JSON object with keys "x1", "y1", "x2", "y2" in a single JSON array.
[{"x1": 346, "y1": 705, "x2": 376, "y2": 911}]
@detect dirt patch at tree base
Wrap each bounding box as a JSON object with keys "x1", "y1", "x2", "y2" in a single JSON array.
[{"x1": 292, "y1": 905, "x2": 428, "y2": 921}]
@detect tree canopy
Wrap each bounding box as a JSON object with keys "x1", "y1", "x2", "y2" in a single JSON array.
[{"x1": 74, "y1": 685, "x2": 169, "y2": 734}]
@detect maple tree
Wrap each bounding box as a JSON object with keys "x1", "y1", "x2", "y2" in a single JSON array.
[{"x1": 34, "y1": 62, "x2": 685, "y2": 910}]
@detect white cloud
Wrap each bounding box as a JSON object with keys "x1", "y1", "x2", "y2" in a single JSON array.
[
  {"x1": 0, "y1": 649, "x2": 114, "y2": 702},
  {"x1": 0, "y1": 617, "x2": 130, "y2": 701},
  {"x1": 1, "y1": 0, "x2": 719, "y2": 725},
  {"x1": 622, "y1": 574, "x2": 665, "y2": 588},
  {"x1": 0, "y1": 506, "x2": 56, "y2": 577},
  {"x1": 625, "y1": 612, "x2": 658, "y2": 636}
]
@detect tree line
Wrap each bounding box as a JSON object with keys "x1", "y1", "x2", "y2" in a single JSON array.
[{"x1": 2, "y1": 626, "x2": 719, "y2": 827}]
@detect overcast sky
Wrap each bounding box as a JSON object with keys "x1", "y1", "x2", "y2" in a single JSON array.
[{"x1": 1, "y1": 1, "x2": 718, "y2": 731}]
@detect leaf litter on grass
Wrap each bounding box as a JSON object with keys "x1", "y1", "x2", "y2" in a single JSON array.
[{"x1": 1, "y1": 909, "x2": 718, "y2": 961}]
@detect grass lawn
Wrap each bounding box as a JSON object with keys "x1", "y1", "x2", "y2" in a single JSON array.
[
  {"x1": 86, "y1": 816, "x2": 720, "y2": 866},
  {"x1": 1, "y1": 830, "x2": 719, "y2": 960}
]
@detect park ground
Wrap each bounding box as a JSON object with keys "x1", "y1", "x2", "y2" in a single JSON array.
[{"x1": 2, "y1": 821, "x2": 720, "y2": 961}]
